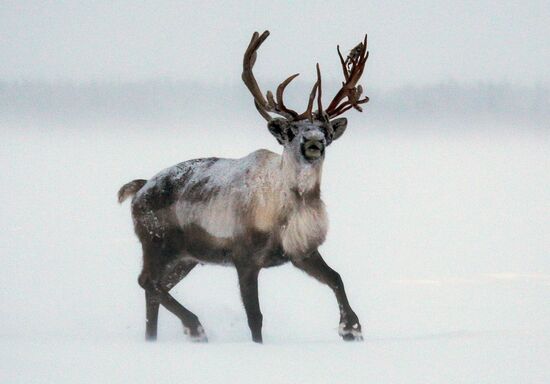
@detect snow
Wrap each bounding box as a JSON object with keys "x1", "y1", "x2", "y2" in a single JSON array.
[{"x1": 1, "y1": 118, "x2": 549, "y2": 383}]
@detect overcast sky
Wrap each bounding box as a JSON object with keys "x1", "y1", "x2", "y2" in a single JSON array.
[{"x1": 1, "y1": 1, "x2": 549, "y2": 88}]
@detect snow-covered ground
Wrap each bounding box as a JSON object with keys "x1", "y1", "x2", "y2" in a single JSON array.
[{"x1": 1, "y1": 118, "x2": 549, "y2": 383}]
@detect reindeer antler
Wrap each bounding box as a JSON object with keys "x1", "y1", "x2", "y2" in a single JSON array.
[
  {"x1": 242, "y1": 31, "x2": 300, "y2": 121},
  {"x1": 325, "y1": 34, "x2": 370, "y2": 118},
  {"x1": 242, "y1": 31, "x2": 369, "y2": 122},
  {"x1": 295, "y1": 63, "x2": 322, "y2": 122}
]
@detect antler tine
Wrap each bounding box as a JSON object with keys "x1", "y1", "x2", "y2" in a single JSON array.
[
  {"x1": 325, "y1": 34, "x2": 370, "y2": 119},
  {"x1": 292, "y1": 62, "x2": 325, "y2": 122},
  {"x1": 336, "y1": 45, "x2": 349, "y2": 82},
  {"x1": 276, "y1": 74, "x2": 300, "y2": 118},
  {"x1": 306, "y1": 82, "x2": 319, "y2": 122},
  {"x1": 242, "y1": 31, "x2": 302, "y2": 121},
  {"x1": 297, "y1": 77, "x2": 319, "y2": 122},
  {"x1": 316, "y1": 63, "x2": 323, "y2": 118},
  {"x1": 347, "y1": 41, "x2": 368, "y2": 86},
  {"x1": 242, "y1": 31, "x2": 270, "y2": 112},
  {"x1": 331, "y1": 96, "x2": 369, "y2": 117}
]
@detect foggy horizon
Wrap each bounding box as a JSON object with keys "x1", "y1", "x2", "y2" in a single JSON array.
[{"x1": 2, "y1": 78, "x2": 548, "y2": 126}]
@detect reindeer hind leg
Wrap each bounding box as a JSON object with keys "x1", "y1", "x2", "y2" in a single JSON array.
[{"x1": 139, "y1": 244, "x2": 206, "y2": 342}]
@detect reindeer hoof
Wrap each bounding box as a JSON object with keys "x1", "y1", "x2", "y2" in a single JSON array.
[
  {"x1": 338, "y1": 322, "x2": 364, "y2": 341},
  {"x1": 184, "y1": 325, "x2": 208, "y2": 343},
  {"x1": 190, "y1": 334, "x2": 208, "y2": 343}
]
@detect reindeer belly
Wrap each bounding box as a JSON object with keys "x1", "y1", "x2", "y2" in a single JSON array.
[
  {"x1": 175, "y1": 223, "x2": 286, "y2": 267},
  {"x1": 176, "y1": 224, "x2": 234, "y2": 264}
]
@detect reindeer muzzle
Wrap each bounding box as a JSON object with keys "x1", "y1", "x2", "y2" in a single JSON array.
[{"x1": 302, "y1": 140, "x2": 325, "y2": 160}]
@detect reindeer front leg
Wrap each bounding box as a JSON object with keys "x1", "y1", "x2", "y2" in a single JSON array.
[
  {"x1": 292, "y1": 250, "x2": 363, "y2": 341},
  {"x1": 236, "y1": 264, "x2": 263, "y2": 343}
]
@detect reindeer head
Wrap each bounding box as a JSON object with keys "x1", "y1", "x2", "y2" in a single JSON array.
[{"x1": 242, "y1": 31, "x2": 369, "y2": 163}]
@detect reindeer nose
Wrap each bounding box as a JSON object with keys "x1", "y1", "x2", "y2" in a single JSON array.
[
  {"x1": 303, "y1": 139, "x2": 325, "y2": 160},
  {"x1": 306, "y1": 139, "x2": 324, "y2": 149}
]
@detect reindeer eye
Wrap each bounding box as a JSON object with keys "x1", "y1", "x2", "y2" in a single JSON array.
[{"x1": 286, "y1": 129, "x2": 296, "y2": 142}]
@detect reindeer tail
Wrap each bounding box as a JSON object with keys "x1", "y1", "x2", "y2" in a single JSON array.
[{"x1": 118, "y1": 179, "x2": 147, "y2": 203}]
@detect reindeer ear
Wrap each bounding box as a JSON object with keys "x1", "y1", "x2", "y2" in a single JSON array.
[
  {"x1": 330, "y1": 118, "x2": 348, "y2": 142},
  {"x1": 267, "y1": 119, "x2": 293, "y2": 145}
]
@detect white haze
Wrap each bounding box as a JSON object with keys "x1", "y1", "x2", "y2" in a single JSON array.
[
  {"x1": 1, "y1": 119, "x2": 549, "y2": 383},
  {"x1": 1, "y1": 1, "x2": 549, "y2": 87}
]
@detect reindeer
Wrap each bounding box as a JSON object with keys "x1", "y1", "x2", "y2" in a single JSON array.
[{"x1": 118, "y1": 31, "x2": 369, "y2": 343}]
